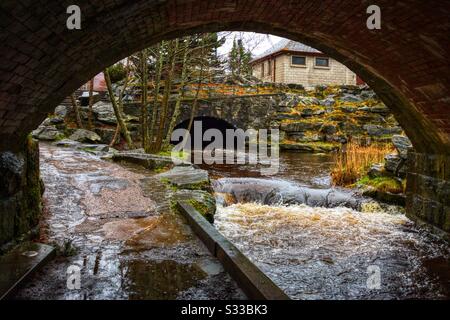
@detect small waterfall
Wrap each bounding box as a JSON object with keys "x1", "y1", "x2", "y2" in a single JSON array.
[{"x1": 213, "y1": 177, "x2": 365, "y2": 210}]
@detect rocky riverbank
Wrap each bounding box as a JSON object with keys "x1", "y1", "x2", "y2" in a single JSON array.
[
  {"x1": 109, "y1": 151, "x2": 217, "y2": 223},
  {"x1": 31, "y1": 83, "x2": 411, "y2": 208},
  {"x1": 33, "y1": 84, "x2": 405, "y2": 154}
]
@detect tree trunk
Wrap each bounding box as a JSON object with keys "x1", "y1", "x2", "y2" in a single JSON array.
[
  {"x1": 182, "y1": 42, "x2": 206, "y2": 149},
  {"x1": 70, "y1": 93, "x2": 83, "y2": 128},
  {"x1": 87, "y1": 78, "x2": 94, "y2": 130},
  {"x1": 140, "y1": 50, "x2": 149, "y2": 150},
  {"x1": 148, "y1": 42, "x2": 165, "y2": 152},
  {"x1": 154, "y1": 39, "x2": 179, "y2": 152},
  {"x1": 104, "y1": 68, "x2": 134, "y2": 149},
  {"x1": 163, "y1": 37, "x2": 191, "y2": 150},
  {"x1": 109, "y1": 124, "x2": 120, "y2": 147}
]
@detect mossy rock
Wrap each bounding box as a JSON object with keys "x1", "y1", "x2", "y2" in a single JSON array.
[
  {"x1": 112, "y1": 153, "x2": 177, "y2": 171},
  {"x1": 172, "y1": 189, "x2": 216, "y2": 223},
  {"x1": 280, "y1": 141, "x2": 339, "y2": 153},
  {"x1": 361, "y1": 187, "x2": 406, "y2": 206},
  {"x1": 357, "y1": 175, "x2": 406, "y2": 206},
  {"x1": 157, "y1": 166, "x2": 212, "y2": 192},
  {"x1": 357, "y1": 175, "x2": 404, "y2": 194}
]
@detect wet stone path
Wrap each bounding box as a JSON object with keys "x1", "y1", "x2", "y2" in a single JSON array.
[{"x1": 14, "y1": 143, "x2": 244, "y2": 300}]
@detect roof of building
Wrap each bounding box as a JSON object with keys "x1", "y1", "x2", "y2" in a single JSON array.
[{"x1": 250, "y1": 39, "x2": 322, "y2": 63}]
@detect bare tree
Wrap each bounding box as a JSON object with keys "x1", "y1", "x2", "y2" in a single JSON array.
[
  {"x1": 104, "y1": 66, "x2": 134, "y2": 149},
  {"x1": 70, "y1": 93, "x2": 83, "y2": 128},
  {"x1": 139, "y1": 49, "x2": 149, "y2": 150},
  {"x1": 87, "y1": 78, "x2": 94, "y2": 129},
  {"x1": 148, "y1": 42, "x2": 165, "y2": 152},
  {"x1": 154, "y1": 39, "x2": 179, "y2": 152},
  {"x1": 163, "y1": 36, "x2": 191, "y2": 150}
]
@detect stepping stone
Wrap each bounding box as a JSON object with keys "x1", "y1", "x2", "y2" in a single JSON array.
[{"x1": 0, "y1": 242, "x2": 55, "y2": 299}]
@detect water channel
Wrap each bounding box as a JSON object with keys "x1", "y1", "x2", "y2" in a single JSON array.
[{"x1": 14, "y1": 145, "x2": 449, "y2": 300}]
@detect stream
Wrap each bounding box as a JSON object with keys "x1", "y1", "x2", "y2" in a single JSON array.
[
  {"x1": 14, "y1": 145, "x2": 450, "y2": 300},
  {"x1": 201, "y1": 153, "x2": 450, "y2": 300}
]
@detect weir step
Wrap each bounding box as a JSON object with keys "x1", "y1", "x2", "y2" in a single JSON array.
[
  {"x1": 0, "y1": 242, "x2": 55, "y2": 300},
  {"x1": 176, "y1": 201, "x2": 290, "y2": 300}
]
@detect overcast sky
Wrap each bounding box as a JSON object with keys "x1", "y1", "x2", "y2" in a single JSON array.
[{"x1": 217, "y1": 32, "x2": 284, "y2": 59}]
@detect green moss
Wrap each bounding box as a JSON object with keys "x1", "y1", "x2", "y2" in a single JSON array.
[
  {"x1": 187, "y1": 199, "x2": 214, "y2": 223},
  {"x1": 153, "y1": 166, "x2": 170, "y2": 174},
  {"x1": 357, "y1": 176, "x2": 404, "y2": 194},
  {"x1": 157, "y1": 150, "x2": 189, "y2": 160},
  {"x1": 169, "y1": 199, "x2": 180, "y2": 213},
  {"x1": 280, "y1": 140, "x2": 340, "y2": 153},
  {"x1": 54, "y1": 133, "x2": 66, "y2": 141}
]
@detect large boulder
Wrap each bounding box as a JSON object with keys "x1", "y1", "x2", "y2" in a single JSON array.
[
  {"x1": 341, "y1": 94, "x2": 363, "y2": 102},
  {"x1": 32, "y1": 125, "x2": 64, "y2": 141},
  {"x1": 287, "y1": 132, "x2": 322, "y2": 142},
  {"x1": 280, "y1": 142, "x2": 339, "y2": 153},
  {"x1": 280, "y1": 121, "x2": 323, "y2": 132},
  {"x1": 54, "y1": 105, "x2": 71, "y2": 118},
  {"x1": 363, "y1": 124, "x2": 402, "y2": 136},
  {"x1": 92, "y1": 101, "x2": 117, "y2": 124},
  {"x1": 275, "y1": 113, "x2": 303, "y2": 121},
  {"x1": 319, "y1": 97, "x2": 335, "y2": 107},
  {"x1": 384, "y1": 153, "x2": 406, "y2": 176},
  {"x1": 213, "y1": 178, "x2": 362, "y2": 209},
  {"x1": 320, "y1": 123, "x2": 338, "y2": 135},
  {"x1": 69, "y1": 129, "x2": 102, "y2": 143},
  {"x1": 112, "y1": 152, "x2": 178, "y2": 170},
  {"x1": 157, "y1": 166, "x2": 211, "y2": 191},
  {"x1": 358, "y1": 104, "x2": 390, "y2": 115},
  {"x1": 368, "y1": 163, "x2": 385, "y2": 178},
  {"x1": 392, "y1": 135, "x2": 412, "y2": 159},
  {"x1": 340, "y1": 105, "x2": 358, "y2": 113}
]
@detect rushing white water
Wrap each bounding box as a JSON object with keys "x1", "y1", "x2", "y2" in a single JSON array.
[{"x1": 214, "y1": 201, "x2": 449, "y2": 299}]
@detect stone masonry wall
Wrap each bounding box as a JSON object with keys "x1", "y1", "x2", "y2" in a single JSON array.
[
  {"x1": 0, "y1": 136, "x2": 42, "y2": 247},
  {"x1": 406, "y1": 152, "x2": 450, "y2": 237},
  {"x1": 252, "y1": 54, "x2": 357, "y2": 88}
]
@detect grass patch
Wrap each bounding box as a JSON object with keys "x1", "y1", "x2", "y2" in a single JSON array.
[{"x1": 331, "y1": 141, "x2": 394, "y2": 186}]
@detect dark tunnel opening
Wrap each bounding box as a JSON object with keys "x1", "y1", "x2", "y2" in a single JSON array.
[{"x1": 171, "y1": 116, "x2": 237, "y2": 150}]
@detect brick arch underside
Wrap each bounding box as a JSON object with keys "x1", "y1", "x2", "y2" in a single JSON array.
[{"x1": 1, "y1": 0, "x2": 449, "y2": 154}]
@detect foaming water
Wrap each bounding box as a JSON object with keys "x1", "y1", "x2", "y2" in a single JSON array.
[
  {"x1": 202, "y1": 151, "x2": 449, "y2": 300},
  {"x1": 214, "y1": 202, "x2": 450, "y2": 299}
]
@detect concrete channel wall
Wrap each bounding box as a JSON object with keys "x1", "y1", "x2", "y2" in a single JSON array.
[{"x1": 176, "y1": 201, "x2": 290, "y2": 300}]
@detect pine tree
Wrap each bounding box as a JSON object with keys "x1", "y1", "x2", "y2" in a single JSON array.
[{"x1": 228, "y1": 38, "x2": 252, "y2": 77}]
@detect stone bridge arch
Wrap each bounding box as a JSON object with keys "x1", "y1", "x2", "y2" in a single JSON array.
[
  {"x1": 176, "y1": 95, "x2": 281, "y2": 131},
  {"x1": 0, "y1": 1, "x2": 449, "y2": 241},
  {"x1": 0, "y1": 0, "x2": 449, "y2": 154}
]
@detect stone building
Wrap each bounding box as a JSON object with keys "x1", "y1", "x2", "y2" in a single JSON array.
[{"x1": 250, "y1": 39, "x2": 359, "y2": 88}]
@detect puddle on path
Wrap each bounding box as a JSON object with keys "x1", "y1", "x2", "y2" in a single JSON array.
[{"x1": 14, "y1": 143, "x2": 244, "y2": 300}]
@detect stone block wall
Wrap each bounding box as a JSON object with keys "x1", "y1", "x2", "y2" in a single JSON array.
[
  {"x1": 252, "y1": 55, "x2": 285, "y2": 83},
  {"x1": 0, "y1": 136, "x2": 42, "y2": 247},
  {"x1": 406, "y1": 152, "x2": 450, "y2": 237},
  {"x1": 252, "y1": 54, "x2": 357, "y2": 88},
  {"x1": 281, "y1": 55, "x2": 356, "y2": 88}
]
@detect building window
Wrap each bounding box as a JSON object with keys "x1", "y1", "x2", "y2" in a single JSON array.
[
  {"x1": 315, "y1": 57, "x2": 330, "y2": 68},
  {"x1": 291, "y1": 56, "x2": 306, "y2": 66},
  {"x1": 261, "y1": 63, "x2": 264, "y2": 76},
  {"x1": 268, "y1": 60, "x2": 272, "y2": 75}
]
